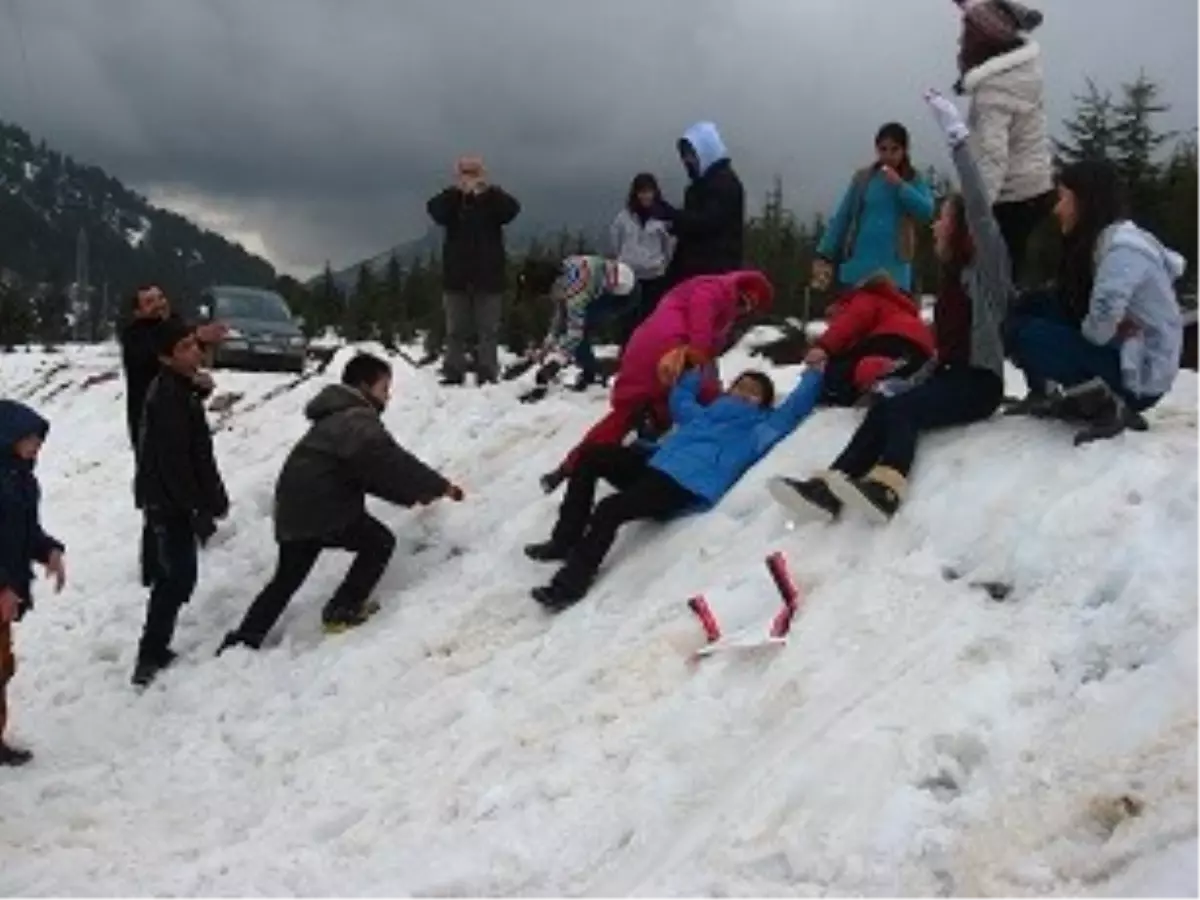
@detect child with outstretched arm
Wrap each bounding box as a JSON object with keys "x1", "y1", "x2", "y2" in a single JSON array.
[{"x1": 525, "y1": 364, "x2": 824, "y2": 612}]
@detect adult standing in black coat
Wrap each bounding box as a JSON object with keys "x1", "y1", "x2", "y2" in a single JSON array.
[
  {"x1": 427, "y1": 156, "x2": 521, "y2": 386},
  {"x1": 663, "y1": 121, "x2": 746, "y2": 284},
  {"x1": 219, "y1": 354, "x2": 463, "y2": 652},
  {"x1": 133, "y1": 318, "x2": 229, "y2": 687},
  {"x1": 119, "y1": 285, "x2": 226, "y2": 587}
]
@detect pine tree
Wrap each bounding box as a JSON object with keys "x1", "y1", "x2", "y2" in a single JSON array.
[
  {"x1": 1055, "y1": 79, "x2": 1116, "y2": 164},
  {"x1": 314, "y1": 262, "x2": 345, "y2": 338},
  {"x1": 378, "y1": 253, "x2": 403, "y2": 349},
  {"x1": 0, "y1": 283, "x2": 33, "y2": 351},
  {"x1": 346, "y1": 263, "x2": 377, "y2": 342}
]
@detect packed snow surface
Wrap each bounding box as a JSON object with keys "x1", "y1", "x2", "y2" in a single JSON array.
[{"x1": 0, "y1": 338, "x2": 1195, "y2": 896}]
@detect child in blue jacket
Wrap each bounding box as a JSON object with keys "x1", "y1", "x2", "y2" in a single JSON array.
[
  {"x1": 524, "y1": 366, "x2": 823, "y2": 611},
  {"x1": 0, "y1": 400, "x2": 66, "y2": 766}
]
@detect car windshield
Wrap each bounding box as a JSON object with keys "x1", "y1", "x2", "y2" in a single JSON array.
[{"x1": 214, "y1": 289, "x2": 292, "y2": 323}]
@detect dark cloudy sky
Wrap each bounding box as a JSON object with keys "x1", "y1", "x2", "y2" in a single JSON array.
[{"x1": 1, "y1": 0, "x2": 1196, "y2": 278}]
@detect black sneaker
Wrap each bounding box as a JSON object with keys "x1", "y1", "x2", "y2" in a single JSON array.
[
  {"x1": 538, "y1": 467, "x2": 567, "y2": 494},
  {"x1": 439, "y1": 373, "x2": 465, "y2": 387},
  {"x1": 131, "y1": 659, "x2": 161, "y2": 688},
  {"x1": 531, "y1": 578, "x2": 589, "y2": 612},
  {"x1": 322, "y1": 599, "x2": 381, "y2": 634},
  {"x1": 767, "y1": 475, "x2": 843, "y2": 522},
  {"x1": 0, "y1": 742, "x2": 33, "y2": 767},
  {"x1": 524, "y1": 540, "x2": 572, "y2": 563},
  {"x1": 216, "y1": 632, "x2": 258, "y2": 657},
  {"x1": 826, "y1": 469, "x2": 904, "y2": 524},
  {"x1": 1002, "y1": 391, "x2": 1051, "y2": 417}
]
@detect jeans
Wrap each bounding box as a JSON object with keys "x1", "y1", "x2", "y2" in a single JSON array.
[
  {"x1": 552, "y1": 445, "x2": 696, "y2": 588},
  {"x1": 572, "y1": 292, "x2": 640, "y2": 379},
  {"x1": 232, "y1": 515, "x2": 396, "y2": 647},
  {"x1": 832, "y1": 365, "x2": 1004, "y2": 479},
  {"x1": 138, "y1": 515, "x2": 199, "y2": 665}
]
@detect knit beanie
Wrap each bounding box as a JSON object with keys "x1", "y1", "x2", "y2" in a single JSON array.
[
  {"x1": 963, "y1": 0, "x2": 1043, "y2": 43},
  {"x1": 154, "y1": 317, "x2": 193, "y2": 357}
]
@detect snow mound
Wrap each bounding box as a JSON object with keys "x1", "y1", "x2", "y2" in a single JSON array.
[{"x1": 0, "y1": 341, "x2": 1195, "y2": 896}]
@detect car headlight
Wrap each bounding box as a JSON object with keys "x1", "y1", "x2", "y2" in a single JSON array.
[
  {"x1": 225, "y1": 328, "x2": 245, "y2": 340},
  {"x1": 289, "y1": 336, "x2": 305, "y2": 347}
]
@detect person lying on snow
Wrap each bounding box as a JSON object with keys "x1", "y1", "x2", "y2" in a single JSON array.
[
  {"x1": 1002, "y1": 159, "x2": 1185, "y2": 444},
  {"x1": 516, "y1": 254, "x2": 639, "y2": 394},
  {"x1": 0, "y1": 401, "x2": 66, "y2": 766},
  {"x1": 768, "y1": 90, "x2": 1016, "y2": 525},
  {"x1": 219, "y1": 354, "x2": 463, "y2": 653},
  {"x1": 804, "y1": 274, "x2": 935, "y2": 407},
  {"x1": 525, "y1": 365, "x2": 824, "y2": 612},
  {"x1": 538, "y1": 269, "x2": 774, "y2": 494}
]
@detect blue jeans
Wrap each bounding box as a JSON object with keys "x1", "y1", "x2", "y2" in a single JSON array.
[
  {"x1": 573, "y1": 292, "x2": 639, "y2": 377},
  {"x1": 1006, "y1": 292, "x2": 1161, "y2": 412}
]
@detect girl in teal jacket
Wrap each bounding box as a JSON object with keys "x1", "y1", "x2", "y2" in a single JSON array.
[{"x1": 815, "y1": 123, "x2": 936, "y2": 294}]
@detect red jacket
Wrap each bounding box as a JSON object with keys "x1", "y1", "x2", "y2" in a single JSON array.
[{"x1": 817, "y1": 281, "x2": 934, "y2": 357}]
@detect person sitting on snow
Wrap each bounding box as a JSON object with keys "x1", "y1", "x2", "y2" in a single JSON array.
[
  {"x1": 517, "y1": 254, "x2": 639, "y2": 393},
  {"x1": 538, "y1": 269, "x2": 774, "y2": 494},
  {"x1": 768, "y1": 90, "x2": 1016, "y2": 525},
  {"x1": 219, "y1": 353, "x2": 464, "y2": 653},
  {"x1": 0, "y1": 401, "x2": 66, "y2": 766},
  {"x1": 805, "y1": 274, "x2": 936, "y2": 407},
  {"x1": 525, "y1": 364, "x2": 824, "y2": 612},
  {"x1": 1003, "y1": 159, "x2": 1185, "y2": 444}
]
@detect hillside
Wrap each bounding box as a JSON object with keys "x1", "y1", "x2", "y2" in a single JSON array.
[
  {"x1": 0, "y1": 340, "x2": 1195, "y2": 895},
  {"x1": 0, "y1": 120, "x2": 276, "y2": 303}
]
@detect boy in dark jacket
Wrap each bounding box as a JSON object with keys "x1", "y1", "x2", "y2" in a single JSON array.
[
  {"x1": 219, "y1": 354, "x2": 464, "y2": 651},
  {"x1": 664, "y1": 121, "x2": 746, "y2": 282},
  {"x1": 0, "y1": 401, "x2": 66, "y2": 765},
  {"x1": 133, "y1": 319, "x2": 230, "y2": 687}
]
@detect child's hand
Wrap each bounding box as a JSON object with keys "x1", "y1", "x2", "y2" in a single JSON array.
[
  {"x1": 0, "y1": 589, "x2": 18, "y2": 625},
  {"x1": 881, "y1": 165, "x2": 903, "y2": 187},
  {"x1": 43, "y1": 550, "x2": 66, "y2": 593},
  {"x1": 924, "y1": 89, "x2": 970, "y2": 146},
  {"x1": 446, "y1": 484, "x2": 465, "y2": 502},
  {"x1": 803, "y1": 346, "x2": 828, "y2": 369}
]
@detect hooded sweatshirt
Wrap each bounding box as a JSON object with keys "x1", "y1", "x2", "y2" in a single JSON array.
[
  {"x1": 1084, "y1": 222, "x2": 1186, "y2": 399},
  {"x1": 541, "y1": 255, "x2": 637, "y2": 358},
  {"x1": 668, "y1": 122, "x2": 745, "y2": 280},
  {"x1": 609, "y1": 208, "x2": 675, "y2": 280},
  {"x1": 273, "y1": 384, "x2": 449, "y2": 543},
  {"x1": 0, "y1": 401, "x2": 62, "y2": 605}
]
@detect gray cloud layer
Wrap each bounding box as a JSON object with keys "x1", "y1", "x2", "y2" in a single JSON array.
[{"x1": 1, "y1": 0, "x2": 1196, "y2": 277}]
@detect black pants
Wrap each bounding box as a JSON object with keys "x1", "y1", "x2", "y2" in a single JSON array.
[
  {"x1": 233, "y1": 514, "x2": 396, "y2": 647},
  {"x1": 138, "y1": 515, "x2": 199, "y2": 665},
  {"x1": 617, "y1": 276, "x2": 671, "y2": 349},
  {"x1": 821, "y1": 333, "x2": 933, "y2": 408},
  {"x1": 832, "y1": 365, "x2": 1004, "y2": 479},
  {"x1": 139, "y1": 515, "x2": 158, "y2": 587},
  {"x1": 552, "y1": 445, "x2": 696, "y2": 588},
  {"x1": 994, "y1": 192, "x2": 1053, "y2": 286}
]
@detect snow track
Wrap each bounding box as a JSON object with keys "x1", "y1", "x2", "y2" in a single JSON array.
[{"x1": 0, "y1": 341, "x2": 1194, "y2": 896}]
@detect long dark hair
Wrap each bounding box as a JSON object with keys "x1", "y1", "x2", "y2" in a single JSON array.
[
  {"x1": 626, "y1": 172, "x2": 663, "y2": 218},
  {"x1": 875, "y1": 122, "x2": 916, "y2": 180},
  {"x1": 1057, "y1": 160, "x2": 1128, "y2": 320}
]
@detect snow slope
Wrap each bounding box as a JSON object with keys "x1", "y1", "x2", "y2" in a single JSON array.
[{"x1": 0, "y1": 341, "x2": 1195, "y2": 896}]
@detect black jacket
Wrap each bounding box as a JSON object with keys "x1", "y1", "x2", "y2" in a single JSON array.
[
  {"x1": 0, "y1": 401, "x2": 62, "y2": 610},
  {"x1": 667, "y1": 159, "x2": 745, "y2": 282},
  {"x1": 427, "y1": 186, "x2": 521, "y2": 294},
  {"x1": 274, "y1": 385, "x2": 450, "y2": 543},
  {"x1": 120, "y1": 313, "x2": 212, "y2": 449},
  {"x1": 135, "y1": 368, "x2": 229, "y2": 522}
]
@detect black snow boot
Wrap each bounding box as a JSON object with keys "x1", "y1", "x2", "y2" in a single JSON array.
[
  {"x1": 322, "y1": 599, "x2": 381, "y2": 635},
  {"x1": 767, "y1": 474, "x2": 844, "y2": 521},
  {"x1": 439, "y1": 372, "x2": 465, "y2": 387},
  {"x1": 539, "y1": 467, "x2": 568, "y2": 495},
  {"x1": 0, "y1": 741, "x2": 33, "y2": 767},
  {"x1": 1002, "y1": 390, "x2": 1051, "y2": 417},
  {"x1": 216, "y1": 632, "x2": 258, "y2": 656},
  {"x1": 827, "y1": 466, "x2": 905, "y2": 524},
  {"x1": 524, "y1": 540, "x2": 572, "y2": 563},
  {"x1": 531, "y1": 576, "x2": 591, "y2": 613}
]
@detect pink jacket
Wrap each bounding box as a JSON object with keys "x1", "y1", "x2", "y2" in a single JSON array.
[{"x1": 612, "y1": 270, "x2": 773, "y2": 407}]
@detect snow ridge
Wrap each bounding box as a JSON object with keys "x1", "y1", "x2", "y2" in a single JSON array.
[{"x1": 0, "y1": 341, "x2": 1195, "y2": 896}]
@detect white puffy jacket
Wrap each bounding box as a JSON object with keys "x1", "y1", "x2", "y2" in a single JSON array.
[{"x1": 963, "y1": 40, "x2": 1054, "y2": 205}]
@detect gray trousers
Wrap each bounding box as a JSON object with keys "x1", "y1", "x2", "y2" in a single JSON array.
[{"x1": 443, "y1": 291, "x2": 502, "y2": 381}]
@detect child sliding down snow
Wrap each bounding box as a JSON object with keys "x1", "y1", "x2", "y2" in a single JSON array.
[
  {"x1": 525, "y1": 365, "x2": 824, "y2": 612},
  {"x1": 770, "y1": 90, "x2": 1016, "y2": 525},
  {"x1": 539, "y1": 269, "x2": 773, "y2": 493},
  {"x1": 518, "y1": 255, "x2": 638, "y2": 393}
]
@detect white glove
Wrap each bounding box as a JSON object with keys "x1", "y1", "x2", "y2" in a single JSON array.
[{"x1": 924, "y1": 89, "x2": 970, "y2": 147}]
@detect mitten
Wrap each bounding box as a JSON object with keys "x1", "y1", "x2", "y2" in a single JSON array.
[{"x1": 924, "y1": 89, "x2": 970, "y2": 147}]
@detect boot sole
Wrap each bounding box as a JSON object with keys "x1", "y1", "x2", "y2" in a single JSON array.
[
  {"x1": 823, "y1": 472, "x2": 893, "y2": 526},
  {"x1": 766, "y1": 477, "x2": 838, "y2": 523}
]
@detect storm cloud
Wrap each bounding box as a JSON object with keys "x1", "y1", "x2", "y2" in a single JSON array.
[{"x1": 1, "y1": 0, "x2": 1195, "y2": 277}]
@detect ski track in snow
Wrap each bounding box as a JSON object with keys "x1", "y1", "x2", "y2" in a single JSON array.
[{"x1": 0, "y1": 340, "x2": 1195, "y2": 896}]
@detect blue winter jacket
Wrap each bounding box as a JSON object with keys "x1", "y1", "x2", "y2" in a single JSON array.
[
  {"x1": 648, "y1": 368, "x2": 824, "y2": 507},
  {"x1": 818, "y1": 168, "x2": 935, "y2": 293},
  {"x1": 0, "y1": 401, "x2": 62, "y2": 606}
]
